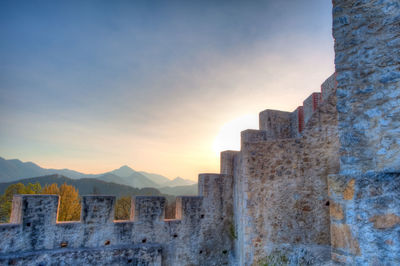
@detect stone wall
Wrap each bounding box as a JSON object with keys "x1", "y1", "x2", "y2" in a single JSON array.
[
  {"x1": 1, "y1": 2, "x2": 399, "y2": 264},
  {"x1": 227, "y1": 75, "x2": 339, "y2": 265},
  {"x1": 331, "y1": 0, "x2": 400, "y2": 264},
  {"x1": 0, "y1": 173, "x2": 233, "y2": 265}
]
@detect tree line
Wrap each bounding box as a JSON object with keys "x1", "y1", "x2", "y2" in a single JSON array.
[{"x1": 0, "y1": 183, "x2": 176, "y2": 223}]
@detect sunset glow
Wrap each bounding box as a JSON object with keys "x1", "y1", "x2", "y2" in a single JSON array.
[
  {"x1": 212, "y1": 114, "x2": 258, "y2": 155},
  {"x1": 0, "y1": 1, "x2": 334, "y2": 181}
]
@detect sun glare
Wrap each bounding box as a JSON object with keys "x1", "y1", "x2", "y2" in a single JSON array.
[{"x1": 212, "y1": 114, "x2": 259, "y2": 155}]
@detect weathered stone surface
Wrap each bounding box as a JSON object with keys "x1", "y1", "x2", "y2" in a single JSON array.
[
  {"x1": 259, "y1": 109, "x2": 292, "y2": 139},
  {"x1": 321, "y1": 73, "x2": 337, "y2": 101},
  {"x1": 329, "y1": 172, "x2": 400, "y2": 265},
  {"x1": 330, "y1": 201, "x2": 344, "y2": 220},
  {"x1": 369, "y1": 213, "x2": 400, "y2": 229},
  {"x1": 330, "y1": 223, "x2": 360, "y2": 255},
  {"x1": 220, "y1": 150, "x2": 239, "y2": 176},
  {"x1": 0, "y1": 244, "x2": 162, "y2": 266},
  {"x1": 343, "y1": 179, "x2": 355, "y2": 200},
  {"x1": 332, "y1": 0, "x2": 400, "y2": 264},
  {"x1": 233, "y1": 77, "x2": 338, "y2": 265},
  {"x1": 303, "y1": 92, "x2": 322, "y2": 125},
  {"x1": 334, "y1": 0, "x2": 400, "y2": 174},
  {"x1": 0, "y1": 174, "x2": 234, "y2": 266},
  {"x1": 290, "y1": 106, "x2": 304, "y2": 137},
  {"x1": 0, "y1": 1, "x2": 399, "y2": 264}
]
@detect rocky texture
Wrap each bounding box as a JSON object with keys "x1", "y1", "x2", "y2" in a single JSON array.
[
  {"x1": 333, "y1": 0, "x2": 400, "y2": 174},
  {"x1": 0, "y1": 172, "x2": 233, "y2": 266},
  {"x1": 259, "y1": 110, "x2": 292, "y2": 139},
  {"x1": 0, "y1": 75, "x2": 337, "y2": 266},
  {"x1": 0, "y1": 245, "x2": 162, "y2": 266},
  {"x1": 303, "y1": 92, "x2": 322, "y2": 125},
  {"x1": 328, "y1": 172, "x2": 400, "y2": 264},
  {"x1": 331, "y1": 0, "x2": 400, "y2": 264},
  {"x1": 1, "y1": 2, "x2": 399, "y2": 264},
  {"x1": 230, "y1": 75, "x2": 339, "y2": 265}
]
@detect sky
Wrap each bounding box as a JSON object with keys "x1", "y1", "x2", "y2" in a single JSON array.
[{"x1": 0, "y1": 0, "x2": 334, "y2": 181}]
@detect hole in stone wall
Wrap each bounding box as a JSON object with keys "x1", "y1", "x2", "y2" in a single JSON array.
[
  {"x1": 222, "y1": 250, "x2": 228, "y2": 254},
  {"x1": 325, "y1": 201, "x2": 330, "y2": 206},
  {"x1": 199, "y1": 250, "x2": 203, "y2": 254},
  {"x1": 26, "y1": 222, "x2": 31, "y2": 227},
  {"x1": 60, "y1": 242, "x2": 68, "y2": 248},
  {"x1": 173, "y1": 234, "x2": 178, "y2": 238},
  {"x1": 104, "y1": 240, "x2": 111, "y2": 245},
  {"x1": 142, "y1": 238, "x2": 147, "y2": 243},
  {"x1": 127, "y1": 259, "x2": 133, "y2": 263},
  {"x1": 200, "y1": 214, "x2": 204, "y2": 219}
]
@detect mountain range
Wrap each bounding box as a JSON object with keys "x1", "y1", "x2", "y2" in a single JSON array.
[
  {"x1": 0, "y1": 157, "x2": 197, "y2": 195},
  {"x1": 0, "y1": 174, "x2": 164, "y2": 198}
]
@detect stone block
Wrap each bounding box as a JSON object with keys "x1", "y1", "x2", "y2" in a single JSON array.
[
  {"x1": 240, "y1": 129, "x2": 267, "y2": 146},
  {"x1": 290, "y1": 106, "x2": 304, "y2": 138},
  {"x1": 321, "y1": 73, "x2": 337, "y2": 101},
  {"x1": 369, "y1": 213, "x2": 400, "y2": 229},
  {"x1": 259, "y1": 109, "x2": 292, "y2": 139},
  {"x1": 132, "y1": 196, "x2": 166, "y2": 222},
  {"x1": 330, "y1": 223, "x2": 360, "y2": 255},
  {"x1": 81, "y1": 196, "x2": 115, "y2": 224},
  {"x1": 13, "y1": 195, "x2": 59, "y2": 227},
  {"x1": 290, "y1": 106, "x2": 304, "y2": 137},
  {"x1": 220, "y1": 150, "x2": 239, "y2": 175},
  {"x1": 303, "y1": 92, "x2": 322, "y2": 125},
  {"x1": 175, "y1": 196, "x2": 203, "y2": 221}
]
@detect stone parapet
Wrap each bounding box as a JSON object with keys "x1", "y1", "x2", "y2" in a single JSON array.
[
  {"x1": 220, "y1": 150, "x2": 240, "y2": 176},
  {"x1": 0, "y1": 171, "x2": 234, "y2": 265},
  {"x1": 259, "y1": 109, "x2": 292, "y2": 139}
]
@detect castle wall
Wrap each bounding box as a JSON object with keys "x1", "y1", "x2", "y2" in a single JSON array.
[
  {"x1": 1, "y1": 1, "x2": 399, "y2": 264},
  {"x1": 0, "y1": 173, "x2": 233, "y2": 265},
  {"x1": 330, "y1": 0, "x2": 400, "y2": 264},
  {"x1": 227, "y1": 76, "x2": 339, "y2": 265},
  {"x1": 259, "y1": 110, "x2": 292, "y2": 139}
]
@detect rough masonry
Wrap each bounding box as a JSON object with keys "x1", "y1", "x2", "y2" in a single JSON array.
[
  {"x1": 0, "y1": 1, "x2": 399, "y2": 265},
  {"x1": 330, "y1": 0, "x2": 400, "y2": 264},
  {"x1": 0, "y1": 174, "x2": 233, "y2": 266}
]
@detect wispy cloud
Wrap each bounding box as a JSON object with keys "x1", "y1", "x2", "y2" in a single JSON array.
[{"x1": 0, "y1": 0, "x2": 333, "y2": 180}]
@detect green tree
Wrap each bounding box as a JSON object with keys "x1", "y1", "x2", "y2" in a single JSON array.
[
  {"x1": 0, "y1": 182, "x2": 42, "y2": 223},
  {"x1": 41, "y1": 183, "x2": 81, "y2": 221},
  {"x1": 41, "y1": 183, "x2": 60, "y2": 194},
  {"x1": 0, "y1": 182, "x2": 82, "y2": 223},
  {"x1": 115, "y1": 196, "x2": 131, "y2": 220}
]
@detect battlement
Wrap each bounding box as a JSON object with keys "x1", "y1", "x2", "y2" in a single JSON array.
[
  {"x1": 231, "y1": 73, "x2": 340, "y2": 265},
  {"x1": 220, "y1": 151, "x2": 239, "y2": 176},
  {"x1": 0, "y1": 0, "x2": 398, "y2": 263},
  {"x1": 0, "y1": 172, "x2": 234, "y2": 265},
  {"x1": 255, "y1": 73, "x2": 336, "y2": 142},
  {"x1": 0, "y1": 73, "x2": 338, "y2": 265}
]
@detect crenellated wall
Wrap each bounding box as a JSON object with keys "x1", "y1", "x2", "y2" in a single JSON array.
[
  {"x1": 0, "y1": 74, "x2": 339, "y2": 266},
  {"x1": 228, "y1": 74, "x2": 339, "y2": 265},
  {"x1": 0, "y1": 173, "x2": 234, "y2": 265},
  {"x1": 0, "y1": 2, "x2": 398, "y2": 264}
]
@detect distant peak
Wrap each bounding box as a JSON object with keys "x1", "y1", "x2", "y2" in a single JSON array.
[
  {"x1": 119, "y1": 165, "x2": 134, "y2": 170},
  {"x1": 110, "y1": 165, "x2": 136, "y2": 178}
]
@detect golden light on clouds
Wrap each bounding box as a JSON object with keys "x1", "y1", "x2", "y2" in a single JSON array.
[{"x1": 0, "y1": 1, "x2": 334, "y2": 182}]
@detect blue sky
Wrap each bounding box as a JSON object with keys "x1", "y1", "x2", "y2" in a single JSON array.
[{"x1": 0, "y1": 0, "x2": 334, "y2": 180}]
